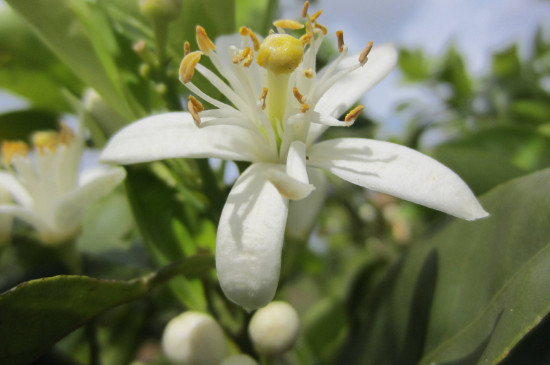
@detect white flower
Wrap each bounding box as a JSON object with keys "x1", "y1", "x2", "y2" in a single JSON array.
[
  {"x1": 248, "y1": 301, "x2": 300, "y2": 355},
  {"x1": 101, "y1": 4, "x2": 488, "y2": 310},
  {"x1": 0, "y1": 123, "x2": 126, "y2": 245},
  {"x1": 162, "y1": 311, "x2": 229, "y2": 365}
]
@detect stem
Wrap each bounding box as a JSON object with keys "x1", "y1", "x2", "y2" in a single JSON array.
[{"x1": 153, "y1": 21, "x2": 168, "y2": 66}]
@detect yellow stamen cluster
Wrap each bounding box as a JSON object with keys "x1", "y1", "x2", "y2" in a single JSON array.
[
  {"x1": 345, "y1": 105, "x2": 365, "y2": 124},
  {"x1": 233, "y1": 47, "x2": 254, "y2": 67},
  {"x1": 33, "y1": 131, "x2": 59, "y2": 154},
  {"x1": 179, "y1": 51, "x2": 201, "y2": 84},
  {"x1": 359, "y1": 41, "x2": 374, "y2": 65},
  {"x1": 196, "y1": 25, "x2": 216, "y2": 54},
  {"x1": 293, "y1": 87, "x2": 309, "y2": 113},
  {"x1": 188, "y1": 95, "x2": 204, "y2": 126},
  {"x1": 2, "y1": 141, "x2": 29, "y2": 166},
  {"x1": 301, "y1": 1, "x2": 328, "y2": 41},
  {"x1": 336, "y1": 30, "x2": 344, "y2": 53},
  {"x1": 239, "y1": 26, "x2": 260, "y2": 51},
  {"x1": 273, "y1": 19, "x2": 305, "y2": 30},
  {"x1": 59, "y1": 123, "x2": 75, "y2": 146}
]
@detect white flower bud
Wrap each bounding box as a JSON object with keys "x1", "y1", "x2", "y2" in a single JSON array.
[
  {"x1": 248, "y1": 301, "x2": 300, "y2": 355},
  {"x1": 221, "y1": 354, "x2": 259, "y2": 365},
  {"x1": 162, "y1": 311, "x2": 229, "y2": 365}
]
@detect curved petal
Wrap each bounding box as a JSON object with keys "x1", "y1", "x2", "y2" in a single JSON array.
[
  {"x1": 100, "y1": 112, "x2": 260, "y2": 165},
  {"x1": 308, "y1": 138, "x2": 489, "y2": 220},
  {"x1": 286, "y1": 167, "x2": 328, "y2": 240},
  {"x1": 286, "y1": 141, "x2": 308, "y2": 184},
  {"x1": 264, "y1": 169, "x2": 315, "y2": 200},
  {"x1": 216, "y1": 163, "x2": 289, "y2": 311},
  {"x1": 53, "y1": 167, "x2": 126, "y2": 233},
  {"x1": 315, "y1": 44, "x2": 398, "y2": 118},
  {"x1": 0, "y1": 171, "x2": 32, "y2": 206}
]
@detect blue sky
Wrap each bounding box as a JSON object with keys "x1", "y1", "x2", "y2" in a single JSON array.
[{"x1": 283, "y1": 0, "x2": 550, "y2": 137}]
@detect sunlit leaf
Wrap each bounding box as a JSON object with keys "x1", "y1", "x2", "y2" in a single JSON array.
[{"x1": 5, "y1": 0, "x2": 143, "y2": 120}]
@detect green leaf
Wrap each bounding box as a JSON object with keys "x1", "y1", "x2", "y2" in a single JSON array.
[
  {"x1": 433, "y1": 126, "x2": 550, "y2": 194},
  {"x1": 0, "y1": 254, "x2": 214, "y2": 365},
  {"x1": 0, "y1": 7, "x2": 82, "y2": 112},
  {"x1": 0, "y1": 109, "x2": 59, "y2": 141},
  {"x1": 398, "y1": 48, "x2": 430, "y2": 82},
  {"x1": 340, "y1": 169, "x2": 550, "y2": 365},
  {"x1": 124, "y1": 165, "x2": 208, "y2": 311},
  {"x1": 5, "y1": 0, "x2": 142, "y2": 120}
]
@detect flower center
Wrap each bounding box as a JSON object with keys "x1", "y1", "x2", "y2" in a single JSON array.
[{"x1": 257, "y1": 34, "x2": 304, "y2": 141}]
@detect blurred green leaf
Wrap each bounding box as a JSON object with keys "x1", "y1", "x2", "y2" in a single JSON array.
[
  {"x1": 340, "y1": 169, "x2": 550, "y2": 365},
  {"x1": 438, "y1": 47, "x2": 473, "y2": 108},
  {"x1": 0, "y1": 254, "x2": 213, "y2": 365},
  {"x1": 124, "y1": 165, "x2": 207, "y2": 311},
  {"x1": 398, "y1": 48, "x2": 430, "y2": 82},
  {"x1": 5, "y1": 0, "x2": 143, "y2": 120},
  {"x1": 0, "y1": 7, "x2": 82, "y2": 112},
  {"x1": 492, "y1": 45, "x2": 521, "y2": 79},
  {"x1": 236, "y1": 0, "x2": 277, "y2": 34},
  {"x1": 0, "y1": 109, "x2": 59, "y2": 141},
  {"x1": 433, "y1": 126, "x2": 550, "y2": 194}
]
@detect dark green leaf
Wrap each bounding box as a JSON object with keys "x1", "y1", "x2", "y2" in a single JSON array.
[
  {"x1": 0, "y1": 109, "x2": 59, "y2": 141},
  {"x1": 341, "y1": 169, "x2": 550, "y2": 365},
  {"x1": 0, "y1": 254, "x2": 213, "y2": 365}
]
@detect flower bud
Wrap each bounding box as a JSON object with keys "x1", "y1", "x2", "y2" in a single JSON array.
[
  {"x1": 248, "y1": 301, "x2": 300, "y2": 355},
  {"x1": 139, "y1": 0, "x2": 182, "y2": 22},
  {"x1": 162, "y1": 311, "x2": 229, "y2": 365},
  {"x1": 221, "y1": 354, "x2": 259, "y2": 365}
]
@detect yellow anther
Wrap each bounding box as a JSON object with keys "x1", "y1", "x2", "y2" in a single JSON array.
[
  {"x1": 2, "y1": 141, "x2": 29, "y2": 166},
  {"x1": 301, "y1": 1, "x2": 309, "y2": 18},
  {"x1": 314, "y1": 23, "x2": 327, "y2": 35},
  {"x1": 260, "y1": 88, "x2": 268, "y2": 110},
  {"x1": 299, "y1": 33, "x2": 312, "y2": 45},
  {"x1": 243, "y1": 47, "x2": 254, "y2": 67},
  {"x1": 293, "y1": 87, "x2": 305, "y2": 104},
  {"x1": 33, "y1": 131, "x2": 59, "y2": 154},
  {"x1": 345, "y1": 105, "x2": 364, "y2": 123},
  {"x1": 59, "y1": 123, "x2": 75, "y2": 146},
  {"x1": 179, "y1": 51, "x2": 202, "y2": 84},
  {"x1": 304, "y1": 68, "x2": 314, "y2": 78},
  {"x1": 310, "y1": 10, "x2": 323, "y2": 21},
  {"x1": 249, "y1": 31, "x2": 261, "y2": 52},
  {"x1": 359, "y1": 41, "x2": 374, "y2": 65},
  {"x1": 273, "y1": 19, "x2": 305, "y2": 30},
  {"x1": 188, "y1": 95, "x2": 204, "y2": 112},
  {"x1": 239, "y1": 26, "x2": 250, "y2": 36},
  {"x1": 196, "y1": 25, "x2": 216, "y2": 54},
  {"x1": 257, "y1": 34, "x2": 304, "y2": 74},
  {"x1": 183, "y1": 41, "x2": 190, "y2": 56},
  {"x1": 188, "y1": 97, "x2": 202, "y2": 126},
  {"x1": 336, "y1": 30, "x2": 344, "y2": 53},
  {"x1": 300, "y1": 103, "x2": 310, "y2": 113}
]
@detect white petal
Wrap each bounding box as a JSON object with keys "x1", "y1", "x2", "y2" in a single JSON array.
[
  {"x1": 286, "y1": 141, "x2": 308, "y2": 184},
  {"x1": 100, "y1": 112, "x2": 260, "y2": 164},
  {"x1": 216, "y1": 163, "x2": 289, "y2": 311},
  {"x1": 315, "y1": 44, "x2": 398, "y2": 118},
  {"x1": 308, "y1": 138, "x2": 489, "y2": 220},
  {"x1": 264, "y1": 169, "x2": 315, "y2": 200},
  {"x1": 53, "y1": 167, "x2": 126, "y2": 232},
  {"x1": 0, "y1": 171, "x2": 32, "y2": 206},
  {"x1": 286, "y1": 168, "x2": 328, "y2": 240},
  {"x1": 0, "y1": 205, "x2": 51, "y2": 238}
]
